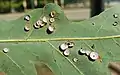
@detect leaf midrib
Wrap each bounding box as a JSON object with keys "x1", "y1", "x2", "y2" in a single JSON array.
[{"x1": 0, "y1": 35, "x2": 120, "y2": 43}]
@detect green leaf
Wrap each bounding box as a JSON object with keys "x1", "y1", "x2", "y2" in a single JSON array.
[{"x1": 0, "y1": 3, "x2": 120, "y2": 75}]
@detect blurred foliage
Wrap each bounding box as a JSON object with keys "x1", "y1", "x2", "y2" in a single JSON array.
[
  {"x1": 0, "y1": 0, "x2": 24, "y2": 13},
  {"x1": 64, "y1": 0, "x2": 89, "y2": 5},
  {"x1": 26, "y1": 0, "x2": 35, "y2": 9},
  {"x1": 11, "y1": 0, "x2": 23, "y2": 8},
  {"x1": 0, "y1": 0, "x2": 11, "y2": 13},
  {"x1": 11, "y1": 0, "x2": 24, "y2": 12},
  {"x1": 36, "y1": 0, "x2": 54, "y2": 8},
  {"x1": 0, "y1": 0, "x2": 54, "y2": 13}
]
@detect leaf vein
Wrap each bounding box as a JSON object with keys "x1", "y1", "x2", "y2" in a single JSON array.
[
  {"x1": 46, "y1": 41, "x2": 84, "y2": 75},
  {"x1": 0, "y1": 51, "x2": 27, "y2": 75}
]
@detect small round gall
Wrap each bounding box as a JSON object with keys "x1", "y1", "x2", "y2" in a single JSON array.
[
  {"x1": 113, "y1": 21, "x2": 118, "y2": 26},
  {"x1": 36, "y1": 20, "x2": 42, "y2": 26},
  {"x1": 113, "y1": 14, "x2": 118, "y2": 18},
  {"x1": 67, "y1": 42, "x2": 74, "y2": 48},
  {"x1": 42, "y1": 16, "x2": 47, "y2": 23},
  {"x1": 47, "y1": 26, "x2": 55, "y2": 34},
  {"x1": 79, "y1": 48, "x2": 86, "y2": 54},
  {"x1": 49, "y1": 18, "x2": 55, "y2": 23},
  {"x1": 63, "y1": 49, "x2": 70, "y2": 57},
  {"x1": 48, "y1": 26, "x2": 54, "y2": 32},
  {"x1": 3, "y1": 48, "x2": 9, "y2": 53},
  {"x1": 50, "y1": 11, "x2": 56, "y2": 18},
  {"x1": 89, "y1": 52, "x2": 99, "y2": 60},
  {"x1": 33, "y1": 23, "x2": 40, "y2": 29},
  {"x1": 24, "y1": 26, "x2": 30, "y2": 32},
  {"x1": 24, "y1": 15, "x2": 30, "y2": 21},
  {"x1": 59, "y1": 43, "x2": 68, "y2": 51},
  {"x1": 73, "y1": 58, "x2": 78, "y2": 62},
  {"x1": 36, "y1": 20, "x2": 45, "y2": 27}
]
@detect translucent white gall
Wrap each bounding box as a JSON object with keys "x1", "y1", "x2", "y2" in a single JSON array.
[
  {"x1": 113, "y1": 14, "x2": 118, "y2": 18},
  {"x1": 89, "y1": 52, "x2": 99, "y2": 60},
  {"x1": 47, "y1": 26, "x2": 54, "y2": 32},
  {"x1": 42, "y1": 16, "x2": 47, "y2": 23},
  {"x1": 3, "y1": 48, "x2": 9, "y2": 53},
  {"x1": 79, "y1": 49, "x2": 86, "y2": 54},
  {"x1": 59, "y1": 43, "x2": 68, "y2": 51},
  {"x1": 49, "y1": 18, "x2": 55, "y2": 23},
  {"x1": 33, "y1": 23, "x2": 40, "y2": 29},
  {"x1": 50, "y1": 11, "x2": 56, "y2": 18},
  {"x1": 24, "y1": 15, "x2": 30, "y2": 21},
  {"x1": 24, "y1": 25, "x2": 30, "y2": 31},
  {"x1": 73, "y1": 58, "x2": 78, "y2": 62},
  {"x1": 63, "y1": 49, "x2": 70, "y2": 56},
  {"x1": 67, "y1": 42, "x2": 74, "y2": 48},
  {"x1": 36, "y1": 20, "x2": 42, "y2": 26},
  {"x1": 113, "y1": 22, "x2": 118, "y2": 26}
]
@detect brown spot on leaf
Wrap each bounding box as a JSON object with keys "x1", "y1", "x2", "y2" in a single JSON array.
[{"x1": 35, "y1": 63, "x2": 54, "y2": 75}]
